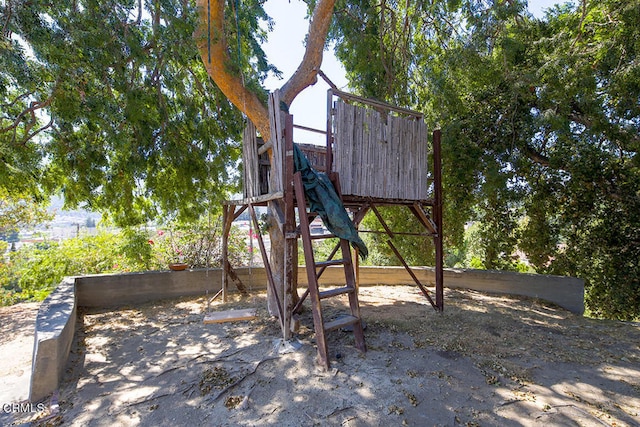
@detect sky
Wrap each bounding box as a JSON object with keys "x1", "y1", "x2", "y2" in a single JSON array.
[
  {"x1": 259, "y1": 0, "x2": 564, "y2": 144},
  {"x1": 260, "y1": 0, "x2": 348, "y2": 144}
]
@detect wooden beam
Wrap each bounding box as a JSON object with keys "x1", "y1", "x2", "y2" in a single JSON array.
[
  {"x1": 386, "y1": 239, "x2": 438, "y2": 311},
  {"x1": 248, "y1": 203, "x2": 284, "y2": 327},
  {"x1": 294, "y1": 171, "x2": 330, "y2": 368},
  {"x1": 433, "y1": 129, "x2": 444, "y2": 312},
  {"x1": 257, "y1": 140, "x2": 273, "y2": 155},
  {"x1": 370, "y1": 204, "x2": 395, "y2": 239},
  {"x1": 331, "y1": 88, "x2": 423, "y2": 118},
  {"x1": 224, "y1": 260, "x2": 248, "y2": 296},
  {"x1": 283, "y1": 113, "x2": 296, "y2": 340},
  {"x1": 293, "y1": 123, "x2": 326, "y2": 135},
  {"x1": 224, "y1": 191, "x2": 284, "y2": 206},
  {"x1": 232, "y1": 205, "x2": 248, "y2": 221},
  {"x1": 221, "y1": 205, "x2": 233, "y2": 302},
  {"x1": 358, "y1": 230, "x2": 432, "y2": 237},
  {"x1": 410, "y1": 202, "x2": 437, "y2": 235},
  {"x1": 342, "y1": 195, "x2": 435, "y2": 208},
  {"x1": 326, "y1": 88, "x2": 334, "y2": 173},
  {"x1": 352, "y1": 204, "x2": 370, "y2": 227}
]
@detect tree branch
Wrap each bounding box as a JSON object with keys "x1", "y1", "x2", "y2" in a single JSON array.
[
  {"x1": 1, "y1": 92, "x2": 35, "y2": 115},
  {"x1": 195, "y1": 0, "x2": 336, "y2": 138},
  {"x1": 194, "y1": 0, "x2": 270, "y2": 138},
  {"x1": 0, "y1": 97, "x2": 53, "y2": 136},
  {"x1": 193, "y1": 0, "x2": 336, "y2": 331},
  {"x1": 1, "y1": 0, "x2": 12, "y2": 37},
  {"x1": 569, "y1": 103, "x2": 640, "y2": 151},
  {"x1": 279, "y1": 0, "x2": 337, "y2": 108},
  {"x1": 522, "y1": 142, "x2": 550, "y2": 167},
  {"x1": 23, "y1": 115, "x2": 54, "y2": 145}
]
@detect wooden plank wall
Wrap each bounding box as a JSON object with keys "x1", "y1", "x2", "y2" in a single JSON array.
[
  {"x1": 298, "y1": 143, "x2": 327, "y2": 172},
  {"x1": 242, "y1": 121, "x2": 260, "y2": 199},
  {"x1": 257, "y1": 140, "x2": 270, "y2": 195},
  {"x1": 267, "y1": 91, "x2": 284, "y2": 194},
  {"x1": 243, "y1": 91, "x2": 286, "y2": 199},
  {"x1": 334, "y1": 100, "x2": 428, "y2": 200}
]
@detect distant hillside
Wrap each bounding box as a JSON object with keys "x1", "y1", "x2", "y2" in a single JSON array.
[{"x1": 43, "y1": 196, "x2": 101, "y2": 229}]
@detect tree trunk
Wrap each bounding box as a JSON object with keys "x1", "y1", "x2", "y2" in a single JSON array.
[
  {"x1": 194, "y1": 0, "x2": 336, "y2": 336},
  {"x1": 266, "y1": 201, "x2": 285, "y2": 318},
  {"x1": 194, "y1": 0, "x2": 337, "y2": 140}
]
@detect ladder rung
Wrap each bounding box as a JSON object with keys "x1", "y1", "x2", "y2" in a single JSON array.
[
  {"x1": 324, "y1": 315, "x2": 359, "y2": 332},
  {"x1": 310, "y1": 233, "x2": 336, "y2": 240},
  {"x1": 315, "y1": 259, "x2": 347, "y2": 268},
  {"x1": 319, "y1": 286, "x2": 354, "y2": 299}
]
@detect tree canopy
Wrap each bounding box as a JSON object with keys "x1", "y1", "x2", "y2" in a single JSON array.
[
  {"x1": 330, "y1": 0, "x2": 639, "y2": 319},
  {"x1": 1, "y1": 0, "x2": 272, "y2": 225},
  {"x1": 1, "y1": 0, "x2": 638, "y2": 319}
]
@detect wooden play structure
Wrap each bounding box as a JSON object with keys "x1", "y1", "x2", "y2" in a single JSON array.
[{"x1": 219, "y1": 87, "x2": 443, "y2": 369}]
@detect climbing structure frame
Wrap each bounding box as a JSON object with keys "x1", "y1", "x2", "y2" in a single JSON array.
[{"x1": 220, "y1": 88, "x2": 444, "y2": 368}]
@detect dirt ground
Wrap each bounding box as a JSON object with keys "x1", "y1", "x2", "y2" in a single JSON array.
[
  {"x1": 0, "y1": 301, "x2": 40, "y2": 407},
  {"x1": 1, "y1": 285, "x2": 639, "y2": 427}
]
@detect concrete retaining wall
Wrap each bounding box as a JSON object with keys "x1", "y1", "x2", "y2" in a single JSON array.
[
  {"x1": 29, "y1": 278, "x2": 77, "y2": 403},
  {"x1": 355, "y1": 267, "x2": 585, "y2": 314},
  {"x1": 29, "y1": 266, "x2": 584, "y2": 403},
  {"x1": 75, "y1": 266, "x2": 584, "y2": 314},
  {"x1": 75, "y1": 269, "x2": 229, "y2": 308}
]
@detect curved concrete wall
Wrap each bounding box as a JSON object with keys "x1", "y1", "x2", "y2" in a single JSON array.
[
  {"x1": 29, "y1": 278, "x2": 77, "y2": 403},
  {"x1": 29, "y1": 267, "x2": 584, "y2": 402},
  {"x1": 75, "y1": 269, "x2": 225, "y2": 308},
  {"x1": 355, "y1": 267, "x2": 585, "y2": 314},
  {"x1": 73, "y1": 266, "x2": 584, "y2": 313}
]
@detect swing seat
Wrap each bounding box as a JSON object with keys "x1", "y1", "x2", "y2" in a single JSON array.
[{"x1": 203, "y1": 308, "x2": 257, "y2": 324}]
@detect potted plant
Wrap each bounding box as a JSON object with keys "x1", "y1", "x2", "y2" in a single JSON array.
[{"x1": 169, "y1": 250, "x2": 188, "y2": 271}]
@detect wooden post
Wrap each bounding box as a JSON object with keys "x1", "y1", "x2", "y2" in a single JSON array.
[
  {"x1": 221, "y1": 204, "x2": 232, "y2": 302},
  {"x1": 293, "y1": 172, "x2": 330, "y2": 367},
  {"x1": 249, "y1": 203, "x2": 284, "y2": 328},
  {"x1": 282, "y1": 113, "x2": 296, "y2": 340},
  {"x1": 326, "y1": 89, "x2": 334, "y2": 173},
  {"x1": 265, "y1": 91, "x2": 286, "y2": 321},
  {"x1": 433, "y1": 129, "x2": 444, "y2": 311}
]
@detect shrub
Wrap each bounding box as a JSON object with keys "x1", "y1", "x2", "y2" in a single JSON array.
[{"x1": 0, "y1": 221, "x2": 250, "y2": 306}]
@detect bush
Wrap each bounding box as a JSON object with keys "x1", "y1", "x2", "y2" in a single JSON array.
[
  {"x1": 152, "y1": 221, "x2": 249, "y2": 268},
  {"x1": 0, "y1": 221, "x2": 250, "y2": 306}
]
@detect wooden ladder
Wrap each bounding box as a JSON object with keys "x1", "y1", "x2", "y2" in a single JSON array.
[{"x1": 292, "y1": 171, "x2": 366, "y2": 369}]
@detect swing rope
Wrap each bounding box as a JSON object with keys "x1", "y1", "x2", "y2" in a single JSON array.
[{"x1": 205, "y1": 0, "x2": 255, "y2": 314}]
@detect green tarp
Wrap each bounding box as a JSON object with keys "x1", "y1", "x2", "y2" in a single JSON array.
[{"x1": 293, "y1": 144, "x2": 368, "y2": 259}]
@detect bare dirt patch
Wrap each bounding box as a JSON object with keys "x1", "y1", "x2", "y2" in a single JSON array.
[
  {"x1": 2, "y1": 286, "x2": 639, "y2": 426},
  {"x1": 0, "y1": 302, "x2": 39, "y2": 406}
]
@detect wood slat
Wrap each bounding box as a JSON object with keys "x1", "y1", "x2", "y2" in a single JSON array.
[
  {"x1": 224, "y1": 191, "x2": 284, "y2": 205},
  {"x1": 310, "y1": 233, "x2": 337, "y2": 240},
  {"x1": 319, "y1": 286, "x2": 354, "y2": 299},
  {"x1": 242, "y1": 122, "x2": 260, "y2": 199},
  {"x1": 204, "y1": 308, "x2": 257, "y2": 324},
  {"x1": 315, "y1": 259, "x2": 347, "y2": 268},
  {"x1": 331, "y1": 89, "x2": 423, "y2": 118},
  {"x1": 323, "y1": 315, "x2": 359, "y2": 332},
  {"x1": 257, "y1": 140, "x2": 273, "y2": 156},
  {"x1": 267, "y1": 91, "x2": 284, "y2": 193}
]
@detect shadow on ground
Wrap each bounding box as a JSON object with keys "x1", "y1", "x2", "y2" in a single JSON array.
[{"x1": 3, "y1": 286, "x2": 640, "y2": 426}]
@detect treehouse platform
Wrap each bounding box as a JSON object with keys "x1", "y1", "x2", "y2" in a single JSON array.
[{"x1": 220, "y1": 88, "x2": 444, "y2": 368}]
